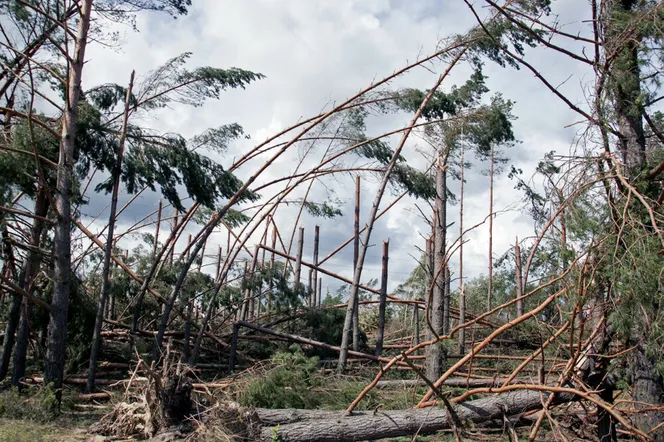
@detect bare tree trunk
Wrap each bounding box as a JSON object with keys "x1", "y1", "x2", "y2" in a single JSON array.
[
  {"x1": 294, "y1": 227, "x2": 304, "y2": 296},
  {"x1": 44, "y1": 0, "x2": 94, "y2": 397},
  {"x1": 375, "y1": 240, "x2": 389, "y2": 356},
  {"x1": 515, "y1": 237, "x2": 523, "y2": 318},
  {"x1": 198, "y1": 232, "x2": 207, "y2": 272},
  {"x1": 87, "y1": 71, "x2": 134, "y2": 393},
  {"x1": 426, "y1": 155, "x2": 447, "y2": 381},
  {"x1": 267, "y1": 226, "x2": 276, "y2": 313},
  {"x1": 352, "y1": 175, "x2": 360, "y2": 352},
  {"x1": 183, "y1": 294, "x2": 192, "y2": 361},
  {"x1": 8, "y1": 187, "x2": 50, "y2": 385},
  {"x1": 247, "y1": 247, "x2": 259, "y2": 320},
  {"x1": 307, "y1": 268, "x2": 313, "y2": 306},
  {"x1": 239, "y1": 261, "x2": 250, "y2": 321},
  {"x1": 216, "y1": 245, "x2": 223, "y2": 280},
  {"x1": 413, "y1": 304, "x2": 420, "y2": 347},
  {"x1": 152, "y1": 199, "x2": 162, "y2": 258},
  {"x1": 337, "y1": 63, "x2": 454, "y2": 369},
  {"x1": 0, "y1": 293, "x2": 21, "y2": 381},
  {"x1": 169, "y1": 209, "x2": 178, "y2": 266},
  {"x1": 458, "y1": 146, "x2": 465, "y2": 354},
  {"x1": 313, "y1": 225, "x2": 319, "y2": 306},
  {"x1": 443, "y1": 265, "x2": 450, "y2": 334},
  {"x1": 487, "y1": 142, "x2": 494, "y2": 311}
]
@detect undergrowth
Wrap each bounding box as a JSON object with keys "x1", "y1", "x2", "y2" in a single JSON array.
[
  {"x1": 236, "y1": 346, "x2": 426, "y2": 411},
  {"x1": 0, "y1": 383, "x2": 60, "y2": 423}
]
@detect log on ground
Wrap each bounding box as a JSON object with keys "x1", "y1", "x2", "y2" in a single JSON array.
[{"x1": 244, "y1": 389, "x2": 575, "y2": 442}]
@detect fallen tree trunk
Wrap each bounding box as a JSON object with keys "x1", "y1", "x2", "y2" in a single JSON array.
[
  {"x1": 236, "y1": 321, "x2": 412, "y2": 366},
  {"x1": 375, "y1": 377, "x2": 533, "y2": 389},
  {"x1": 244, "y1": 389, "x2": 575, "y2": 442}
]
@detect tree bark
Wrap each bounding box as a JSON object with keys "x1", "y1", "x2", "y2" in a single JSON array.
[
  {"x1": 602, "y1": 2, "x2": 660, "y2": 438},
  {"x1": 44, "y1": 0, "x2": 93, "y2": 397},
  {"x1": 352, "y1": 175, "x2": 360, "y2": 352},
  {"x1": 375, "y1": 240, "x2": 389, "y2": 356},
  {"x1": 0, "y1": 292, "x2": 21, "y2": 381},
  {"x1": 488, "y1": 142, "x2": 494, "y2": 311},
  {"x1": 247, "y1": 390, "x2": 575, "y2": 442},
  {"x1": 6, "y1": 187, "x2": 50, "y2": 385},
  {"x1": 312, "y1": 225, "x2": 319, "y2": 306},
  {"x1": 515, "y1": 237, "x2": 523, "y2": 318},
  {"x1": 458, "y1": 145, "x2": 465, "y2": 355},
  {"x1": 631, "y1": 343, "x2": 664, "y2": 441},
  {"x1": 294, "y1": 226, "x2": 304, "y2": 296},
  {"x1": 87, "y1": 70, "x2": 134, "y2": 393},
  {"x1": 426, "y1": 155, "x2": 447, "y2": 381}
]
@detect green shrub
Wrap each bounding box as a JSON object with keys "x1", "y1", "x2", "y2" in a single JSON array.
[
  {"x1": 238, "y1": 346, "x2": 322, "y2": 409},
  {"x1": 0, "y1": 384, "x2": 60, "y2": 423}
]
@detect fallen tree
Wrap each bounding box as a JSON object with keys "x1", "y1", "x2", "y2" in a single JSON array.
[
  {"x1": 242, "y1": 389, "x2": 575, "y2": 442},
  {"x1": 375, "y1": 377, "x2": 533, "y2": 389}
]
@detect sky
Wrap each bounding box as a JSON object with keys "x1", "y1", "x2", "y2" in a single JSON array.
[{"x1": 76, "y1": 0, "x2": 596, "y2": 299}]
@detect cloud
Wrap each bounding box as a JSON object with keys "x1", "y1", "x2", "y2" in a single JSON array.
[{"x1": 76, "y1": 0, "x2": 595, "y2": 300}]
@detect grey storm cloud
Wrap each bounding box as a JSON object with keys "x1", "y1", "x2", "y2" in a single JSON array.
[{"x1": 77, "y1": 0, "x2": 596, "y2": 299}]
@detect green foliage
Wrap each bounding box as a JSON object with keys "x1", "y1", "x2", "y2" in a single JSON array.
[
  {"x1": 76, "y1": 52, "x2": 264, "y2": 211},
  {"x1": 238, "y1": 347, "x2": 322, "y2": 409},
  {"x1": 90, "y1": 126, "x2": 258, "y2": 211},
  {"x1": 295, "y1": 309, "x2": 348, "y2": 358},
  {"x1": 134, "y1": 53, "x2": 265, "y2": 110},
  {"x1": 238, "y1": 346, "x2": 387, "y2": 411},
  {"x1": 0, "y1": 384, "x2": 59, "y2": 423},
  {"x1": 190, "y1": 123, "x2": 247, "y2": 153},
  {"x1": 302, "y1": 200, "x2": 343, "y2": 218},
  {"x1": 464, "y1": 1, "x2": 550, "y2": 69},
  {"x1": 246, "y1": 261, "x2": 301, "y2": 312}
]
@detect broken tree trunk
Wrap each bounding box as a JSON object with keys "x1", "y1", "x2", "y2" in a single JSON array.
[
  {"x1": 375, "y1": 377, "x2": 532, "y2": 389},
  {"x1": 375, "y1": 240, "x2": 389, "y2": 356},
  {"x1": 245, "y1": 389, "x2": 575, "y2": 442},
  {"x1": 352, "y1": 175, "x2": 360, "y2": 352}
]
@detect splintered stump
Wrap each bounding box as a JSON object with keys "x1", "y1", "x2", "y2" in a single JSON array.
[
  {"x1": 159, "y1": 375, "x2": 193, "y2": 427},
  {"x1": 242, "y1": 390, "x2": 575, "y2": 442}
]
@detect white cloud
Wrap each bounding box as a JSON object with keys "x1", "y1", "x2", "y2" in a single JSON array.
[{"x1": 77, "y1": 0, "x2": 595, "y2": 297}]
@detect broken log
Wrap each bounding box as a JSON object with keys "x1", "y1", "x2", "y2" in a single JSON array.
[
  {"x1": 375, "y1": 377, "x2": 534, "y2": 389},
  {"x1": 245, "y1": 389, "x2": 575, "y2": 442}
]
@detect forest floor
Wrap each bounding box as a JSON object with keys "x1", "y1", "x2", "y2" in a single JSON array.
[{"x1": 0, "y1": 418, "x2": 93, "y2": 442}]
